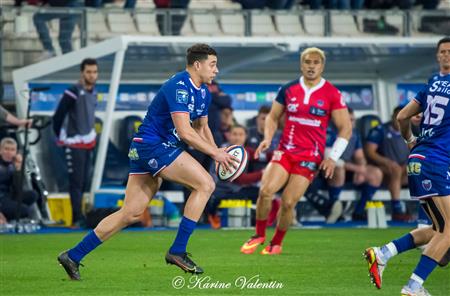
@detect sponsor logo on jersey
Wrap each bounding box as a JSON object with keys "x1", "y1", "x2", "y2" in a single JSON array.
[
  {"x1": 447, "y1": 170, "x2": 450, "y2": 180},
  {"x1": 201, "y1": 88, "x2": 206, "y2": 99},
  {"x1": 309, "y1": 106, "x2": 326, "y2": 117},
  {"x1": 176, "y1": 80, "x2": 186, "y2": 86},
  {"x1": 317, "y1": 99, "x2": 324, "y2": 107},
  {"x1": 287, "y1": 103, "x2": 298, "y2": 112},
  {"x1": 128, "y1": 148, "x2": 139, "y2": 160},
  {"x1": 196, "y1": 103, "x2": 206, "y2": 115},
  {"x1": 148, "y1": 158, "x2": 158, "y2": 169},
  {"x1": 407, "y1": 161, "x2": 421, "y2": 176},
  {"x1": 422, "y1": 179, "x2": 432, "y2": 191},
  {"x1": 176, "y1": 89, "x2": 189, "y2": 104},
  {"x1": 188, "y1": 104, "x2": 194, "y2": 112},
  {"x1": 288, "y1": 116, "x2": 321, "y2": 127},
  {"x1": 290, "y1": 97, "x2": 297, "y2": 102},
  {"x1": 420, "y1": 127, "x2": 435, "y2": 138}
]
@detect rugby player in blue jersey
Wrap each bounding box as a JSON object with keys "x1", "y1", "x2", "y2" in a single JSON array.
[
  {"x1": 365, "y1": 37, "x2": 450, "y2": 296},
  {"x1": 57, "y1": 44, "x2": 237, "y2": 279}
]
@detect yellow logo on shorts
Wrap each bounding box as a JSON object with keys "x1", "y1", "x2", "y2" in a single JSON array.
[
  {"x1": 128, "y1": 148, "x2": 139, "y2": 160},
  {"x1": 407, "y1": 162, "x2": 421, "y2": 175}
]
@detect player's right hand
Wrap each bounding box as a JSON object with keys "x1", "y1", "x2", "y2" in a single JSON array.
[
  {"x1": 254, "y1": 140, "x2": 271, "y2": 159},
  {"x1": 213, "y1": 149, "x2": 239, "y2": 173}
]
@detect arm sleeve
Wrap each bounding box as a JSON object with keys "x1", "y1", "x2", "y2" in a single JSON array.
[
  {"x1": 413, "y1": 84, "x2": 428, "y2": 111},
  {"x1": 163, "y1": 84, "x2": 190, "y2": 114},
  {"x1": 275, "y1": 85, "x2": 286, "y2": 105},
  {"x1": 330, "y1": 88, "x2": 347, "y2": 111},
  {"x1": 52, "y1": 88, "x2": 76, "y2": 137},
  {"x1": 366, "y1": 126, "x2": 383, "y2": 145}
]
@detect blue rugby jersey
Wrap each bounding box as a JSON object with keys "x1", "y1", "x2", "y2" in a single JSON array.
[
  {"x1": 134, "y1": 71, "x2": 211, "y2": 147},
  {"x1": 412, "y1": 73, "x2": 450, "y2": 164}
]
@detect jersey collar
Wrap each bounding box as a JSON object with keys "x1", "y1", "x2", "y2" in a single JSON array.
[{"x1": 299, "y1": 76, "x2": 325, "y2": 104}]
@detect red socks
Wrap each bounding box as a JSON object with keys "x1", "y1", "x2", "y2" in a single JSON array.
[
  {"x1": 256, "y1": 219, "x2": 267, "y2": 237},
  {"x1": 271, "y1": 227, "x2": 287, "y2": 246}
]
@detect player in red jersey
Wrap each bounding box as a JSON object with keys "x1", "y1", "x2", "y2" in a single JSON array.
[{"x1": 240, "y1": 47, "x2": 352, "y2": 255}]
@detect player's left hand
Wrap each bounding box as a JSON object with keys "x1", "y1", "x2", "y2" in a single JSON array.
[{"x1": 319, "y1": 158, "x2": 336, "y2": 179}]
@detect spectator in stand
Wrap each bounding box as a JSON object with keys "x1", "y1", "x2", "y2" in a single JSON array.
[
  {"x1": 0, "y1": 138, "x2": 38, "y2": 221},
  {"x1": 365, "y1": 0, "x2": 439, "y2": 9},
  {"x1": 308, "y1": 0, "x2": 364, "y2": 9},
  {"x1": 232, "y1": 0, "x2": 266, "y2": 9},
  {"x1": 154, "y1": 0, "x2": 191, "y2": 36},
  {"x1": 0, "y1": 106, "x2": 32, "y2": 129},
  {"x1": 214, "y1": 106, "x2": 235, "y2": 148},
  {"x1": 85, "y1": 0, "x2": 137, "y2": 8},
  {"x1": 364, "y1": 106, "x2": 412, "y2": 222},
  {"x1": 207, "y1": 81, "x2": 232, "y2": 146},
  {"x1": 326, "y1": 108, "x2": 383, "y2": 222},
  {"x1": 266, "y1": 0, "x2": 296, "y2": 9},
  {"x1": 207, "y1": 125, "x2": 278, "y2": 229},
  {"x1": 234, "y1": 0, "x2": 296, "y2": 9},
  {"x1": 30, "y1": 0, "x2": 82, "y2": 60},
  {"x1": 246, "y1": 105, "x2": 281, "y2": 172}
]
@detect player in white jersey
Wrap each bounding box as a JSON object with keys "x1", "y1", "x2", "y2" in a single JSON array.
[{"x1": 364, "y1": 37, "x2": 450, "y2": 296}]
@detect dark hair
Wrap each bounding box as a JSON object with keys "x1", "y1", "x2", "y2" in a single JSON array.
[
  {"x1": 393, "y1": 105, "x2": 403, "y2": 115},
  {"x1": 186, "y1": 44, "x2": 217, "y2": 66},
  {"x1": 437, "y1": 37, "x2": 450, "y2": 52},
  {"x1": 232, "y1": 124, "x2": 247, "y2": 134},
  {"x1": 347, "y1": 107, "x2": 354, "y2": 114},
  {"x1": 81, "y1": 58, "x2": 98, "y2": 71},
  {"x1": 258, "y1": 105, "x2": 271, "y2": 115}
]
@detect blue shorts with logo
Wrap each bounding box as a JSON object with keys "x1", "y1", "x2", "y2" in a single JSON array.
[
  {"x1": 407, "y1": 155, "x2": 450, "y2": 200},
  {"x1": 128, "y1": 140, "x2": 184, "y2": 176}
]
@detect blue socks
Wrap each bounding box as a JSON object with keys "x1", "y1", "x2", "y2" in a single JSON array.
[
  {"x1": 68, "y1": 230, "x2": 102, "y2": 264},
  {"x1": 354, "y1": 184, "x2": 378, "y2": 215},
  {"x1": 393, "y1": 233, "x2": 415, "y2": 254},
  {"x1": 169, "y1": 216, "x2": 197, "y2": 254},
  {"x1": 380, "y1": 233, "x2": 415, "y2": 263},
  {"x1": 408, "y1": 255, "x2": 438, "y2": 291},
  {"x1": 328, "y1": 186, "x2": 342, "y2": 202}
]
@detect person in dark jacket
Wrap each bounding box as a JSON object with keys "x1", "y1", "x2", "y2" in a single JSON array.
[
  {"x1": 0, "y1": 138, "x2": 38, "y2": 221},
  {"x1": 52, "y1": 58, "x2": 98, "y2": 227}
]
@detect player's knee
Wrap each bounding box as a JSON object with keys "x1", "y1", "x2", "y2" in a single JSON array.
[
  {"x1": 195, "y1": 175, "x2": 215, "y2": 194},
  {"x1": 281, "y1": 199, "x2": 296, "y2": 211},
  {"x1": 367, "y1": 167, "x2": 383, "y2": 185},
  {"x1": 259, "y1": 185, "x2": 275, "y2": 200}
]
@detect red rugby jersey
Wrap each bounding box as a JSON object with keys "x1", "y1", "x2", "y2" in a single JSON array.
[{"x1": 275, "y1": 76, "x2": 347, "y2": 160}]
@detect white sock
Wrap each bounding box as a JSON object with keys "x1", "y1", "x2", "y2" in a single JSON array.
[{"x1": 380, "y1": 242, "x2": 398, "y2": 263}]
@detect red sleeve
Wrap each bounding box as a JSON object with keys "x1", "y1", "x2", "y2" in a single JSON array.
[
  {"x1": 245, "y1": 146, "x2": 256, "y2": 161},
  {"x1": 234, "y1": 170, "x2": 263, "y2": 185},
  {"x1": 330, "y1": 85, "x2": 347, "y2": 111}
]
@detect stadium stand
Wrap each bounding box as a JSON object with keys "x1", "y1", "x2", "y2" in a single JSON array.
[{"x1": 2, "y1": 1, "x2": 449, "y2": 228}]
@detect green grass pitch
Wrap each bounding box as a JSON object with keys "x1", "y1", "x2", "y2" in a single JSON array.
[{"x1": 1, "y1": 228, "x2": 449, "y2": 295}]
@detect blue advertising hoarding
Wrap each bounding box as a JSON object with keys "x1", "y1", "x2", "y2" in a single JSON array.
[
  {"x1": 397, "y1": 83, "x2": 425, "y2": 106},
  {"x1": 28, "y1": 83, "x2": 375, "y2": 112}
]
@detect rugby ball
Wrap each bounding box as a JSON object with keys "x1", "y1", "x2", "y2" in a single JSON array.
[{"x1": 216, "y1": 145, "x2": 248, "y2": 182}]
